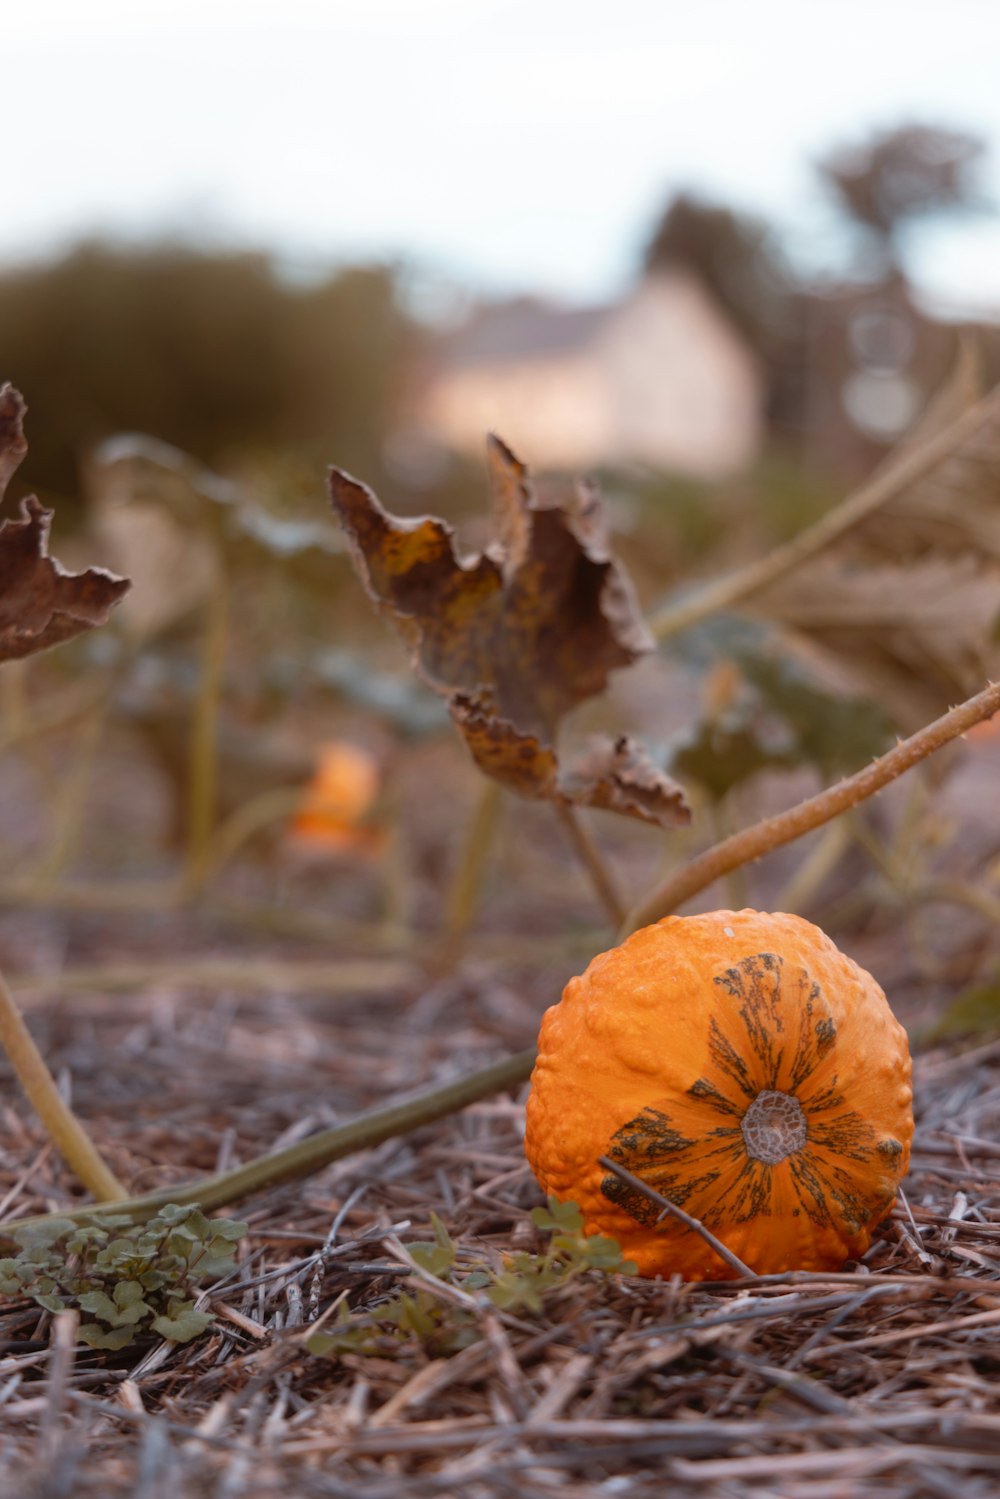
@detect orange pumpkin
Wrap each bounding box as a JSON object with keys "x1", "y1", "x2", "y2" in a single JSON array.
[{"x1": 524, "y1": 910, "x2": 913, "y2": 1279}]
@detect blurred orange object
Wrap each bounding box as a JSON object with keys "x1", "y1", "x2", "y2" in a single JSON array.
[{"x1": 290, "y1": 741, "x2": 384, "y2": 855}]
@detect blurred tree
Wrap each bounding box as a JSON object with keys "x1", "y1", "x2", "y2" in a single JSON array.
[
  {"x1": 817, "y1": 124, "x2": 989, "y2": 271},
  {"x1": 286, "y1": 265, "x2": 407, "y2": 480},
  {"x1": 642, "y1": 192, "x2": 796, "y2": 361},
  {"x1": 0, "y1": 242, "x2": 410, "y2": 505}
]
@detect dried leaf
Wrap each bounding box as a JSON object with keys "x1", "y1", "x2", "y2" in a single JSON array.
[
  {"x1": 450, "y1": 697, "x2": 688, "y2": 827},
  {"x1": 0, "y1": 387, "x2": 129, "y2": 663},
  {"x1": 0, "y1": 385, "x2": 29, "y2": 502},
  {"x1": 448, "y1": 693, "x2": 561, "y2": 798},
  {"x1": 670, "y1": 708, "x2": 797, "y2": 803},
  {"x1": 330, "y1": 436, "x2": 651, "y2": 735},
  {"x1": 330, "y1": 436, "x2": 687, "y2": 824},
  {"x1": 560, "y1": 733, "x2": 690, "y2": 827},
  {"x1": 0, "y1": 495, "x2": 130, "y2": 662}
]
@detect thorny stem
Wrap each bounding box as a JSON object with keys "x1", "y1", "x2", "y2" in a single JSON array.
[
  {"x1": 2, "y1": 1048, "x2": 536, "y2": 1235},
  {"x1": 554, "y1": 803, "x2": 626, "y2": 929},
  {"x1": 620, "y1": 679, "x2": 1000, "y2": 938},
  {"x1": 0, "y1": 966, "x2": 126, "y2": 1203},
  {"x1": 649, "y1": 382, "x2": 1000, "y2": 642}
]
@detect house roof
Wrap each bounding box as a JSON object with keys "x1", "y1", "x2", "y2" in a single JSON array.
[{"x1": 440, "y1": 296, "x2": 614, "y2": 368}]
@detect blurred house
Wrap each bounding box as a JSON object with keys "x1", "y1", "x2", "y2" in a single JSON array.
[{"x1": 412, "y1": 271, "x2": 764, "y2": 480}]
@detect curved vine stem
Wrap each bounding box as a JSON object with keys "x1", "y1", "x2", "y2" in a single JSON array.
[
  {"x1": 620, "y1": 679, "x2": 1000, "y2": 937},
  {"x1": 649, "y1": 383, "x2": 1000, "y2": 643},
  {"x1": 2, "y1": 1048, "x2": 536, "y2": 1236}
]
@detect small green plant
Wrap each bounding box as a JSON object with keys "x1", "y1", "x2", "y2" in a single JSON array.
[
  {"x1": 0, "y1": 1204, "x2": 247, "y2": 1350},
  {"x1": 307, "y1": 1200, "x2": 636, "y2": 1361}
]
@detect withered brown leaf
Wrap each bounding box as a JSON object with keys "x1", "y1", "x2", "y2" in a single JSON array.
[
  {"x1": 0, "y1": 386, "x2": 29, "y2": 503},
  {"x1": 0, "y1": 386, "x2": 130, "y2": 663},
  {"x1": 451, "y1": 694, "x2": 688, "y2": 826},
  {"x1": 330, "y1": 436, "x2": 689, "y2": 827}
]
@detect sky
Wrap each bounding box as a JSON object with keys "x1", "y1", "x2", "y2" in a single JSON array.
[{"x1": 7, "y1": 0, "x2": 1000, "y2": 314}]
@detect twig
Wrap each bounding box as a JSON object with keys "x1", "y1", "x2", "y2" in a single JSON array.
[
  {"x1": 620, "y1": 678, "x2": 1000, "y2": 936},
  {"x1": 598, "y1": 1155, "x2": 755, "y2": 1279},
  {"x1": 649, "y1": 381, "x2": 1000, "y2": 641},
  {"x1": 801, "y1": 1305, "x2": 1000, "y2": 1361},
  {"x1": 0, "y1": 964, "x2": 127, "y2": 1202},
  {"x1": 42, "y1": 1310, "x2": 79, "y2": 1459}
]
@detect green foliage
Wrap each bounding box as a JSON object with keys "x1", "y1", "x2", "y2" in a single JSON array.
[
  {"x1": 668, "y1": 617, "x2": 895, "y2": 801},
  {"x1": 923, "y1": 971, "x2": 1000, "y2": 1040},
  {"x1": 0, "y1": 1204, "x2": 246, "y2": 1350},
  {"x1": 307, "y1": 1201, "x2": 636, "y2": 1362},
  {"x1": 739, "y1": 653, "x2": 894, "y2": 778},
  {"x1": 0, "y1": 242, "x2": 408, "y2": 504}
]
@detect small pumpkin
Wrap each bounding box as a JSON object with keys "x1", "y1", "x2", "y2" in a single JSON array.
[
  {"x1": 524, "y1": 910, "x2": 913, "y2": 1279},
  {"x1": 290, "y1": 741, "x2": 383, "y2": 855}
]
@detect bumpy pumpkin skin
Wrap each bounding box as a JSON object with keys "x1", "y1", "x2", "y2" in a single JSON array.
[{"x1": 525, "y1": 910, "x2": 913, "y2": 1280}]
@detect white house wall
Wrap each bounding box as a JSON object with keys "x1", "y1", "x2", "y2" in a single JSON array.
[
  {"x1": 423, "y1": 355, "x2": 613, "y2": 470},
  {"x1": 596, "y1": 274, "x2": 762, "y2": 478}
]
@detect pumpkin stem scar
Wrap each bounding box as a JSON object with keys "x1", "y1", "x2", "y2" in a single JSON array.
[{"x1": 741, "y1": 1090, "x2": 808, "y2": 1164}]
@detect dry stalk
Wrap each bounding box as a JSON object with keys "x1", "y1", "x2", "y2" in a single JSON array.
[
  {"x1": 0, "y1": 965, "x2": 126, "y2": 1202},
  {"x1": 554, "y1": 803, "x2": 626, "y2": 929},
  {"x1": 443, "y1": 779, "x2": 504, "y2": 943}
]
